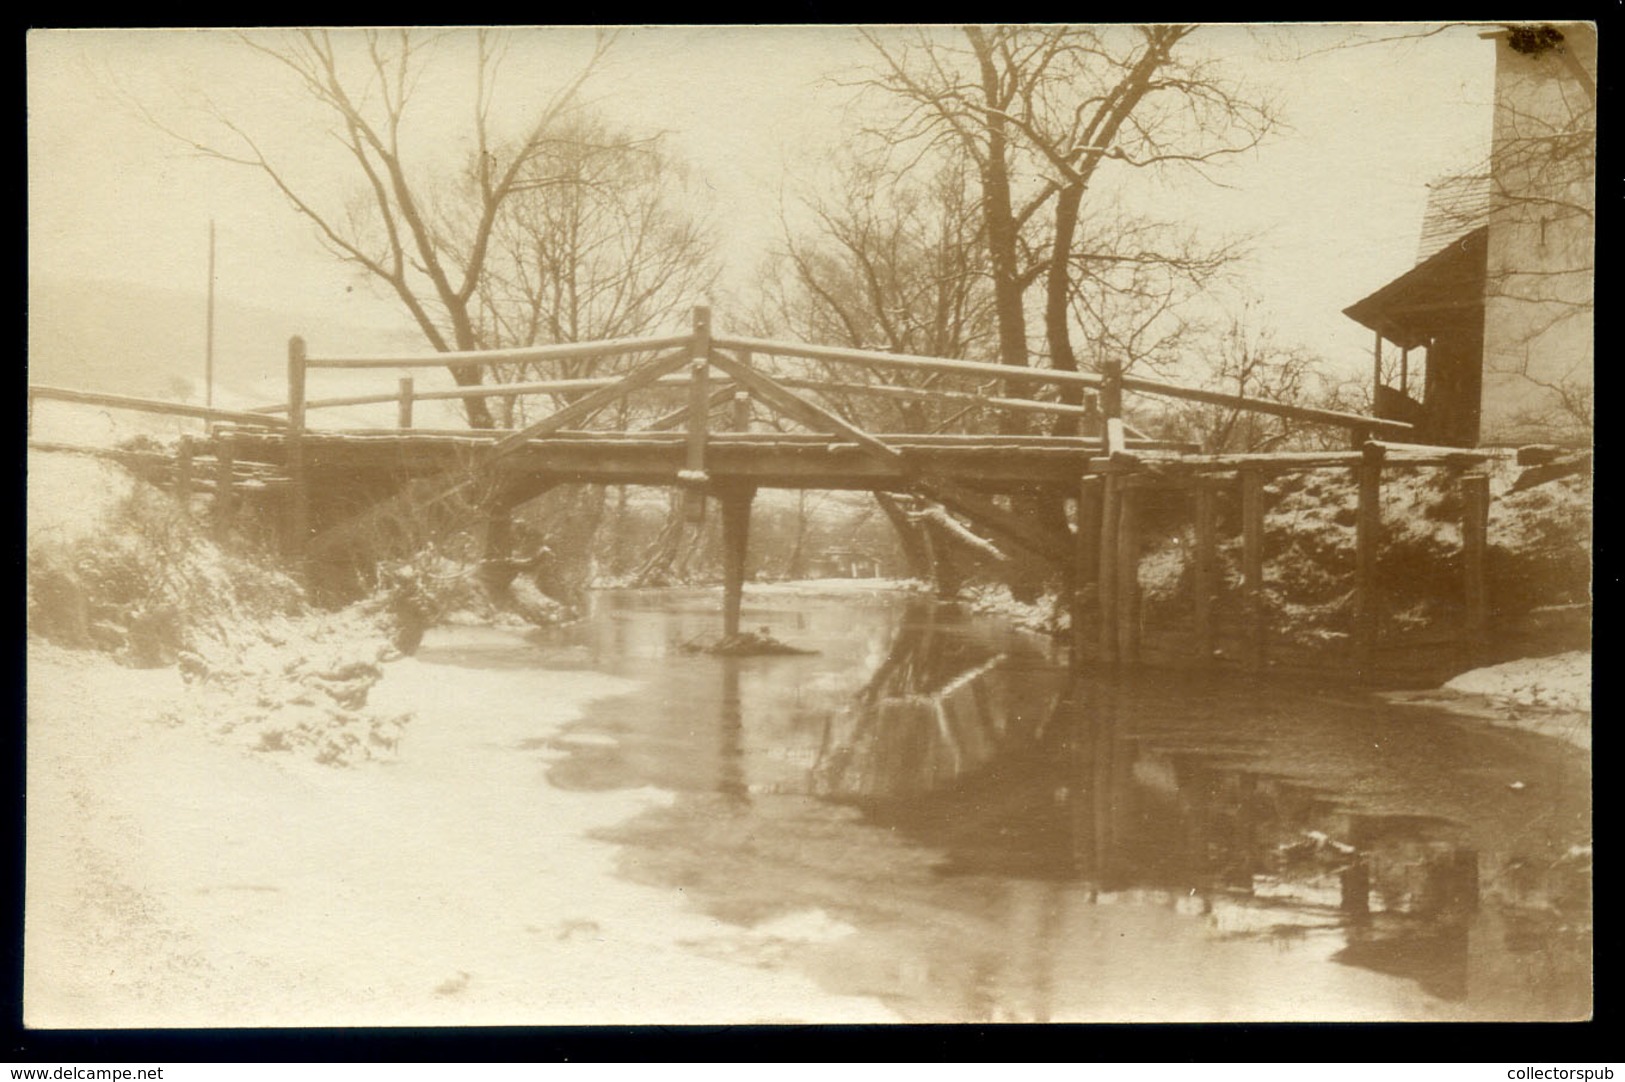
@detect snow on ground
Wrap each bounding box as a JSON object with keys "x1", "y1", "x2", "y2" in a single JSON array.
[
  {"x1": 742, "y1": 576, "x2": 927, "y2": 599},
  {"x1": 24, "y1": 631, "x2": 902, "y2": 1026},
  {"x1": 1444, "y1": 651, "x2": 1591, "y2": 714},
  {"x1": 1387, "y1": 650, "x2": 1591, "y2": 751}
]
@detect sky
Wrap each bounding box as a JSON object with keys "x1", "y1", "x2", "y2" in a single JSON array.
[{"x1": 27, "y1": 25, "x2": 1496, "y2": 383}]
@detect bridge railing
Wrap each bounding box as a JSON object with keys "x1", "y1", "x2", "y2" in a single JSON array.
[{"x1": 272, "y1": 305, "x2": 1414, "y2": 446}]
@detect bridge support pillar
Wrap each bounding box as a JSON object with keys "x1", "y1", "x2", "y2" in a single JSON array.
[{"x1": 718, "y1": 484, "x2": 756, "y2": 640}]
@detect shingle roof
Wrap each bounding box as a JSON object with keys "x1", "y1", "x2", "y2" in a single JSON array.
[{"x1": 1417, "y1": 174, "x2": 1493, "y2": 264}]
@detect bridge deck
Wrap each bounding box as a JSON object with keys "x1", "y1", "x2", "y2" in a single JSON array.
[{"x1": 225, "y1": 429, "x2": 1193, "y2": 492}]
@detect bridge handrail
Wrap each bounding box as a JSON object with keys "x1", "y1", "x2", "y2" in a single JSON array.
[
  {"x1": 713, "y1": 334, "x2": 1413, "y2": 438},
  {"x1": 300, "y1": 333, "x2": 694, "y2": 370},
  {"x1": 28, "y1": 384, "x2": 290, "y2": 429},
  {"x1": 280, "y1": 318, "x2": 1413, "y2": 440}
]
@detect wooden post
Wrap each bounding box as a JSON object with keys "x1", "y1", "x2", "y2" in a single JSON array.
[
  {"x1": 1073, "y1": 477, "x2": 1102, "y2": 665},
  {"x1": 212, "y1": 432, "x2": 235, "y2": 542},
  {"x1": 1193, "y1": 481, "x2": 1217, "y2": 663},
  {"x1": 1102, "y1": 360, "x2": 1125, "y2": 456},
  {"x1": 1240, "y1": 468, "x2": 1265, "y2": 671},
  {"x1": 719, "y1": 485, "x2": 755, "y2": 640},
  {"x1": 1353, "y1": 441, "x2": 1386, "y2": 676},
  {"x1": 1460, "y1": 471, "x2": 1490, "y2": 665},
  {"x1": 1399, "y1": 347, "x2": 1410, "y2": 398},
  {"x1": 397, "y1": 376, "x2": 414, "y2": 429},
  {"x1": 1117, "y1": 484, "x2": 1141, "y2": 665},
  {"x1": 1372, "y1": 329, "x2": 1383, "y2": 404},
  {"x1": 174, "y1": 437, "x2": 194, "y2": 511},
  {"x1": 732, "y1": 390, "x2": 751, "y2": 432},
  {"x1": 1098, "y1": 471, "x2": 1121, "y2": 663},
  {"x1": 287, "y1": 336, "x2": 309, "y2": 562},
  {"x1": 682, "y1": 308, "x2": 712, "y2": 525},
  {"x1": 685, "y1": 358, "x2": 709, "y2": 472}
]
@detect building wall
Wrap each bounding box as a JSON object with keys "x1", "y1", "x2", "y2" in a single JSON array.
[{"x1": 1480, "y1": 24, "x2": 1595, "y2": 446}]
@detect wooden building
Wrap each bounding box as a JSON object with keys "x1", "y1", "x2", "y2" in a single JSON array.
[{"x1": 1344, "y1": 23, "x2": 1594, "y2": 447}]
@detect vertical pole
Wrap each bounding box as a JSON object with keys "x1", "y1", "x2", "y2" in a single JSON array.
[
  {"x1": 1193, "y1": 481, "x2": 1217, "y2": 663},
  {"x1": 1101, "y1": 360, "x2": 1125, "y2": 456},
  {"x1": 397, "y1": 376, "x2": 414, "y2": 429},
  {"x1": 1460, "y1": 471, "x2": 1490, "y2": 666},
  {"x1": 732, "y1": 391, "x2": 751, "y2": 433},
  {"x1": 1097, "y1": 471, "x2": 1121, "y2": 663},
  {"x1": 1372, "y1": 329, "x2": 1383, "y2": 404},
  {"x1": 1241, "y1": 469, "x2": 1265, "y2": 671},
  {"x1": 683, "y1": 307, "x2": 712, "y2": 526},
  {"x1": 1073, "y1": 477, "x2": 1102, "y2": 666},
  {"x1": 175, "y1": 436, "x2": 194, "y2": 511},
  {"x1": 1353, "y1": 441, "x2": 1386, "y2": 676},
  {"x1": 1117, "y1": 483, "x2": 1141, "y2": 665},
  {"x1": 685, "y1": 358, "x2": 709, "y2": 473},
  {"x1": 212, "y1": 432, "x2": 235, "y2": 542},
  {"x1": 720, "y1": 485, "x2": 755, "y2": 640},
  {"x1": 287, "y1": 336, "x2": 309, "y2": 563},
  {"x1": 1400, "y1": 347, "x2": 1410, "y2": 398}
]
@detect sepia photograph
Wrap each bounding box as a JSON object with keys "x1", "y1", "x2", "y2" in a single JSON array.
[{"x1": 24, "y1": 23, "x2": 1593, "y2": 1029}]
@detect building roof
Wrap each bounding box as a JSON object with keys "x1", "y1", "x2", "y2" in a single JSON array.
[
  {"x1": 1416, "y1": 174, "x2": 1492, "y2": 264},
  {"x1": 1342, "y1": 225, "x2": 1488, "y2": 349}
]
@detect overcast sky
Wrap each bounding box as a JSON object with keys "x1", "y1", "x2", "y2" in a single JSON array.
[{"x1": 27, "y1": 25, "x2": 1496, "y2": 379}]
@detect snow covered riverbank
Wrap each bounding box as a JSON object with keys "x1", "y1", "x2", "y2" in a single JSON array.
[
  {"x1": 1385, "y1": 649, "x2": 1591, "y2": 751},
  {"x1": 25, "y1": 629, "x2": 901, "y2": 1026}
]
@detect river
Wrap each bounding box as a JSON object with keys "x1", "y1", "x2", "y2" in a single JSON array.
[{"x1": 414, "y1": 584, "x2": 1592, "y2": 1024}]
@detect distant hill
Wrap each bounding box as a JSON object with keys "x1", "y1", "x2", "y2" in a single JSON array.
[{"x1": 28, "y1": 276, "x2": 424, "y2": 409}]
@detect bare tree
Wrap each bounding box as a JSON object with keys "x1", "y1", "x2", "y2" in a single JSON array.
[
  {"x1": 473, "y1": 115, "x2": 720, "y2": 426},
  {"x1": 153, "y1": 29, "x2": 616, "y2": 428},
  {"x1": 859, "y1": 25, "x2": 1273, "y2": 429},
  {"x1": 1157, "y1": 301, "x2": 1357, "y2": 453}
]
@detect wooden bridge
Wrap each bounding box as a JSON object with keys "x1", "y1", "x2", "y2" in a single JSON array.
[{"x1": 29, "y1": 306, "x2": 1499, "y2": 674}]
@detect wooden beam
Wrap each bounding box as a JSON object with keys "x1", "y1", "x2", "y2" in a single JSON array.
[
  {"x1": 174, "y1": 437, "x2": 194, "y2": 509},
  {"x1": 1353, "y1": 441, "x2": 1386, "y2": 676},
  {"x1": 27, "y1": 385, "x2": 289, "y2": 429},
  {"x1": 719, "y1": 485, "x2": 755, "y2": 639},
  {"x1": 484, "y1": 348, "x2": 692, "y2": 459},
  {"x1": 1102, "y1": 360, "x2": 1125, "y2": 455},
  {"x1": 397, "y1": 377, "x2": 414, "y2": 429},
  {"x1": 1117, "y1": 485, "x2": 1141, "y2": 664},
  {"x1": 213, "y1": 434, "x2": 236, "y2": 543},
  {"x1": 1098, "y1": 472, "x2": 1121, "y2": 664},
  {"x1": 1241, "y1": 468, "x2": 1265, "y2": 671},
  {"x1": 303, "y1": 332, "x2": 694, "y2": 370},
  {"x1": 1073, "y1": 478, "x2": 1102, "y2": 665},
  {"x1": 1460, "y1": 471, "x2": 1490, "y2": 666},
  {"x1": 716, "y1": 333, "x2": 1412, "y2": 438},
  {"x1": 1193, "y1": 481, "x2": 1217, "y2": 664}
]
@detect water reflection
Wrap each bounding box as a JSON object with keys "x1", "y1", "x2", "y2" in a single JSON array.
[{"x1": 534, "y1": 591, "x2": 1590, "y2": 1021}]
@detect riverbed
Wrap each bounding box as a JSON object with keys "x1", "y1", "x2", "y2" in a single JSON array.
[{"x1": 25, "y1": 585, "x2": 1591, "y2": 1025}]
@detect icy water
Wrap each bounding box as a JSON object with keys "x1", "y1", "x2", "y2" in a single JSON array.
[{"x1": 420, "y1": 586, "x2": 1592, "y2": 1023}]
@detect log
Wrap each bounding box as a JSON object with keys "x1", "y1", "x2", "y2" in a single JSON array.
[
  {"x1": 303, "y1": 332, "x2": 694, "y2": 370},
  {"x1": 1073, "y1": 478, "x2": 1102, "y2": 665},
  {"x1": 1460, "y1": 471, "x2": 1490, "y2": 665},
  {"x1": 719, "y1": 485, "x2": 755, "y2": 639},
  {"x1": 1117, "y1": 485, "x2": 1141, "y2": 664},
  {"x1": 27, "y1": 384, "x2": 289, "y2": 429},
  {"x1": 1241, "y1": 468, "x2": 1265, "y2": 671},
  {"x1": 1353, "y1": 442, "x2": 1386, "y2": 675},
  {"x1": 1193, "y1": 481, "x2": 1217, "y2": 663},
  {"x1": 1098, "y1": 472, "x2": 1121, "y2": 663}
]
